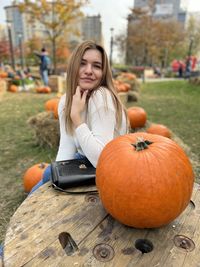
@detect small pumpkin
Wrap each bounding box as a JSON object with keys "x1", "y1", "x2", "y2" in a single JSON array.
[
  {"x1": 36, "y1": 86, "x2": 51, "y2": 94},
  {"x1": 0, "y1": 72, "x2": 8, "y2": 78},
  {"x1": 23, "y1": 163, "x2": 49, "y2": 193},
  {"x1": 45, "y1": 98, "x2": 59, "y2": 119},
  {"x1": 96, "y1": 132, "x2": 194, "y2": 228},
  {"x1": 43, "y1": 86, "x2": 51, "y2": 93},
  {"x1": 45, "y1": 98, "x2": 59, "y2": 111},
  {"x1": 127, "y1": 106, "x2": 147, "y2": 128},
  {"x1": 9, "y1": 85, "x2": 18, "y2": 93},
  {"x1": 146, "y1": 124, "x2": 171, "y2": 138}
]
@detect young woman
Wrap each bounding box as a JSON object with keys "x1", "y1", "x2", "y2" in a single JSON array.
[{"x1": 30, "y1": 40, "x2": 128, "y2": 193}]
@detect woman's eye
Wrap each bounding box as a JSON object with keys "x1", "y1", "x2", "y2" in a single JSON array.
[{"x1": 94, "y1": 64, "x2": 102, "y2": 69}]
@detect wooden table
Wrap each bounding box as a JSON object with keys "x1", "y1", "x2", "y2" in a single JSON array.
[{"x1": 3, "y1": 182, "x2": 200, "y2": 267}]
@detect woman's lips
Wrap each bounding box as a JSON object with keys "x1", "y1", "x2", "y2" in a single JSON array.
[{"x1": 81, "y1": 78, "x2": 94, "y2": 82}]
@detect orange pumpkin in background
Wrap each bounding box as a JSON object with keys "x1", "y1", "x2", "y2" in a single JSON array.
[
  {"x1": 45, "y1": 98, "x2": 59, "y2": 111},
  {"x1": 36, "y1": 86, "x2": 51, "y2": 93},
  {"x1": 8, "y1": 85, "x2": 18, "y2": 93},
  {"x1": 0, "y1": 72, "x2": 8, "y2": 78},
  {"x1": 44, "y1": 98, "x2": 59, "y2": 119},
  {"x1": 96, "y1": 132, "x2": 194, "y2": 228},
  {"x1": 23, "y1": 163, "x2": 49, "y2": 193},
  {"x1": 146, "y1": 124, "x2": 171, "y2": 138},
  {"x1": 43, "y1": 86, "x2": 51, "y2": 93},
  {"x1": 53, "y1": 103, "x2": 59, "y2": 119},
  {"x1": 127, "y1": 106, "x2": 147, "y2": 128}
]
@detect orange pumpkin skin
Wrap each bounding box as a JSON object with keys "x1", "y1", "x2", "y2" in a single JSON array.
[
  {"x1": 36, "y1": 86, "x2": 51, "y2": 93},
  {"x1": 45, "y1": 98, "x2": 59, "y2": 119},
  {"x1": 45, "y1": 98, "x2": 59, "y2": 112},
  {"x1": 23, "y1": 163, "x2": 49, "y2": 193},
  {"x1": 53, "y1": 102, "x2": 59, "y2": 119},
  {"x1": 0, "y1": 72, "x2": 8, "y2": 78},
  {"x1": 146, "y1": 124, "x2": 171, "y2": 138},
  {"x1": 96, "y1": 133, "x2": 194, "y2": 228},
  {"x1": 127, "y1": 107, "x2": 147, "y2": 128},
  {"x1": 9, "y1": 85, "x2": 18, "y2": 92}
]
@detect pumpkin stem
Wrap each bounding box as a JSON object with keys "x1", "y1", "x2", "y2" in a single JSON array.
[
  {"x1": 132, "y1": 137, "x2": 153, "y2": 151},
  {"x1": 39, "y1": 163, "x2": 46, "y2": 169}
]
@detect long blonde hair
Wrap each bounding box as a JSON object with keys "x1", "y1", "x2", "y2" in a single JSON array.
[{"x1": 65, "y1": 40, "x2": 127, "y2": 134}]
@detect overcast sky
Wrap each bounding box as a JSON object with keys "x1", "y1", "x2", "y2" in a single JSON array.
[{"x1": 0, "y1": 0, "x2": 200, "y2": 59}]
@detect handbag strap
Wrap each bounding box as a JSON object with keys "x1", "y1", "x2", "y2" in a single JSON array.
[{"x1": 52, "y1": 183, "x2": 98, "y2": 194}]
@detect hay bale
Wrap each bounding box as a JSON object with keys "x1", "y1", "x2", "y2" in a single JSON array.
[
  {"x1": 127, "y1": 91, "x2": 139, "y2": 102},
  {"x1": 28, "y1": 111, "x2": 60, "y2": 148}
]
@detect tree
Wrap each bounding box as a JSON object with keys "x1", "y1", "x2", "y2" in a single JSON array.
[
  {"x1": 121, "y1": 1, "x2": 186, "y2": 67},
  {"x1": 185, "y1": 15, "x2": 200, "y2": 56},
  {"x1": 0, "y1": 38, "x2": 10, "y2": 63},
  {"x1": 24, "y1": 36, "x2": 43, "y2": 66},
  {"x1": 16, "y1": 0, "x2": 88, "y2": 73}
]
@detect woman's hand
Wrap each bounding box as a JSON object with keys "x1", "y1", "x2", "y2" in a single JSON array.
[{"x1": 70, "y1": 86, "x2": 88, "y2": 128}]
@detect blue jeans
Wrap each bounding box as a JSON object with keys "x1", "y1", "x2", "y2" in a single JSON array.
[
  {"x1": 0, "y1": 243, "x2": 3, "y2": 258},
  {"x1": 29, "y1": 153, "x2": 87, "y2": 194},
  {"x1": 40, "y1": 69, "x2": 48, "y2": 86}
]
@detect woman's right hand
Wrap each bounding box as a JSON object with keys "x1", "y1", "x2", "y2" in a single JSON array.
[{"x1": 70, "y1": 86, "x2": 88, "y2": 128}]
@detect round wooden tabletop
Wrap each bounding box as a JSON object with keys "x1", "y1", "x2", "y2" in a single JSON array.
[{"x1": 3, "y1": 182, "x2": 200, "y2": 267}]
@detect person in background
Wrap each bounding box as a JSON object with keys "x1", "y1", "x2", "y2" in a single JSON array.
[
  {"x1": 30, "y1": 40, "x2": 128, "y2": 193},
  {"x1": 34, "y1": 48, "x2": 51, "y2": 86},
  {"x1": 178, "y1": 60, "x2": 183, "y2": 78}
]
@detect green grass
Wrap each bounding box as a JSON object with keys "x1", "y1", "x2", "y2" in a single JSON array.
[
  {"x1": 0, "y1": 80, "x2": 199, "y2": 243},
  {"x1": 0, "y1": 92, "x2": 57, "y2": 243},
  {"x1": 127, "y1": 80, "x2": 200, "y2": 165}
]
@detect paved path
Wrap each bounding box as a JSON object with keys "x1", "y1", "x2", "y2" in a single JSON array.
[{"x1": 138, "y1": 77, "x2": 183, "y2": 83}]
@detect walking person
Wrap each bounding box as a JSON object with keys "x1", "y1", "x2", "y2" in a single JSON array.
[
  {"x1": 34, "y1": 48, "x2": 51, "y2": 86},
  {"x1": 30, "y1": 40, "x2": 128, "y2": 193}
]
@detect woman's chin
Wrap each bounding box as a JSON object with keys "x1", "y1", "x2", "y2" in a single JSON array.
[{"x1": 80, "y1": 85, "x2": 94, "y2": 91}]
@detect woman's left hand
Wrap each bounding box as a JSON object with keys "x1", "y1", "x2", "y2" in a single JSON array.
[{"x1": 70, "y1": 86, "x2": 88, "y2": 128}]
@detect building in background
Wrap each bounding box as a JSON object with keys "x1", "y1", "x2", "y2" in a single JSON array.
[
  {"x1": 133, "y1": 0, "x2": 186, "y2": 23},
  {"x1": 81, "y1": 14, "x2": 102, "y2": 44},
  {"x1": 67, "y1": 14, "x2": 102, "y2": 49},
  {"x1": 4, "y1": 5, "x2": 24, "y2": 47},
  {"x1": 0, "y1": 24, "x2": 7, "y2": 40},
  {"x1": 3, "y1": 5, "x2": 102, "y2": 49}
]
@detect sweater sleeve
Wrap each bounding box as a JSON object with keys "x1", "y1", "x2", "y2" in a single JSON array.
[
  {"x1": 56, "y1": 95, "x2": 76, "y2": 161},
  {"x1": 75, "y1": 88, "x2": 117, "y2": 167}
]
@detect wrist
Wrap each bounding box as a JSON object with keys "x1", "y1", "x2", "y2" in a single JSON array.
[{"x1": 71, "y1": 115, "x2": 83, "y2": 128}]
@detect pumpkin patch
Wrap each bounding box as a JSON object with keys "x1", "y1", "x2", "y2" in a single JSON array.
[{"x1": 96, "y1": 132, "x2": 194, "y2": 228}]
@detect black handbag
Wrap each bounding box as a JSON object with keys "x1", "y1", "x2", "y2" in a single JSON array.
[{"x1": 50, "y1": 159, "x2": 97, "y2": 194}]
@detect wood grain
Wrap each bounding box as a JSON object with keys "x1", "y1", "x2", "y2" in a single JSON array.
[{"x1": 3, "y1": 182, "x2": 200, "y2": 267}]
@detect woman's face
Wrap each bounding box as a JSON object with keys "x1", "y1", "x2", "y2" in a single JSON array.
[{"x1": 78, "y1": 49, "x2": 103, "y2": 91}]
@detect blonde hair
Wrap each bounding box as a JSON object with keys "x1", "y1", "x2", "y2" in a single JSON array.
[{"x1": 65, "y1": 40, "x2": 127, "y2": 134}]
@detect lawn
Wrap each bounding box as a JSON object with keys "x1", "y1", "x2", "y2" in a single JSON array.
[{"x1": 0, "y1": 79, "x2": 199, "y2": 243}]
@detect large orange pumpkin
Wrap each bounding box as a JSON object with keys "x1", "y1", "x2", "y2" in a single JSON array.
[
  {"x1": 146, "y1": 123, "x2": 171, "y2": 138},
  {"x1": 127, "y1": 107, "x2": 147, "y2": 128},
  {"x1": 96, "y1": 132, "x2": 194, "y2": 228},
  {"x1": 23, "y1": 163, "x2": 49, "y2": 193}
]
